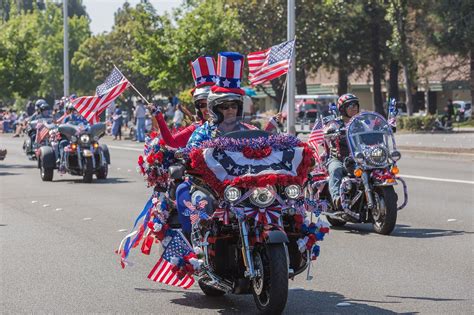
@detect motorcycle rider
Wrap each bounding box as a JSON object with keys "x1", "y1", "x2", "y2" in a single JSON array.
[
  {"x1": 152, "y1": 56, "x2": 216, "y2": 148},
  {"x1": 29, "y1": 99, "x2": 52, "y2": 121},
  {"x1": 325, "y1": 93, "x2": 360, "y2": 209},
  {"x1": 177, "y1": 52, "x2": 250, "y2": 235},
  {"x1": 58, "y1": 104, "x2": 89, "y2": 165}
]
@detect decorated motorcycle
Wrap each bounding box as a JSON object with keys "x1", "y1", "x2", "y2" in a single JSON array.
[
  {"x1": 38, "y1": 122, "x2": 110, "y2": 182},
  {"x1": 23, "y1": 118, "x2": 54, "y2": 160},
  {"x1": 118, "y1": 117, "x2": 330, "y2": 314},
  {"x1": 317, "y1": 112, "x2": 408, "y2": 234}
]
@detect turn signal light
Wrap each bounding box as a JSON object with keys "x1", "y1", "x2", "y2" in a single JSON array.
[
  {"x1": 354, "y1": 168, "x2": 363, "y2": 177},
  {"x1": 71, "y1": 143, "x2": 77, "y2": 151},
  {"x1": 391, "y1": 166, "x2": 399, "y2": 175},
  {"x1": 93, "y1": 142, "x2": 99, "y2": 149},
  {"x1": 386, "y1": 178, "x2": 395, "y2": 183}
]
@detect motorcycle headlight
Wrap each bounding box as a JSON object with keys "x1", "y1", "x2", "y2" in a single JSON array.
[
  {"x1": 390, "y1": 150, "x2": 401, "y2": 161},
  {"x1": 80, "y1": 134, "x2": 90, "y2": 144},
  {"x1": 250, "y1": 186, "x2": 276, "y2": 208},
  {"x1": 224, "y1": 186, "x2": 241, "y2": 202},
  {"x1": 369, "y1": 147, "x2": 387, "y2": 165},
  {"x1": 285, "y1": 185, "x2": 301, "y2": 199}
]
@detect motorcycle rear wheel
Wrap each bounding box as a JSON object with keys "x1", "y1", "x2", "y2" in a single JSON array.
[
  {"x1": 372, "y1": 186, "x2": 398, "y2": 235},
  {"x1": 252, "y1": 244, "x2": 288, "y2": 314},
  {"x1": 39, "y1": 157, "x2": 53, "y2": 182}
]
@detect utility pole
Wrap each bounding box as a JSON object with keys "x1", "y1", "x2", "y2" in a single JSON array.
[
  {"x1": 63, "y1": 0, "x2": 69, "y2": 97},
  {"x1": 286, "y1": 0, "x2": 296, "y2": 135}
]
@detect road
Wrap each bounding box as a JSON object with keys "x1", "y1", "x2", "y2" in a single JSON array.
[{"x1": 1, "y1": 134, "x2": 473, "y2": 314}]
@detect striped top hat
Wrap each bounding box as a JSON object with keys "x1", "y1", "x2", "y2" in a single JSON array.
[
  {"x1": 190, "y1": 56, "x2": 217, "y2": 90},
  {"x1": 211, "y1": 52, "x2": 245, "y2": 96}
]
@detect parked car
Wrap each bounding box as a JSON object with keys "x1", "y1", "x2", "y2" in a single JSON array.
[
  {"x1": 453, "y1": 100, "x2": 472, "y2": 121},
  {"x1": 295, "y1": 94, "x2": 338, "y2": 132}
]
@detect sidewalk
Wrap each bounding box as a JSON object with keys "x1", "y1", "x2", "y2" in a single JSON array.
[{"x1": 395, "y1": 129, "x2": 473, "y2": 153}]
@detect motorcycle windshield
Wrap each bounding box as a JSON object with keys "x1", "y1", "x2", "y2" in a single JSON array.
[
  {"x1": 346, "y1": 112, "x2": 396, "y2": 168},
  {"x1": 202, "y1": 116, "x2": 305, "y2": 182}
]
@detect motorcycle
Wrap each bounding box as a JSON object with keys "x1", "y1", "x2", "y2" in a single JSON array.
[
  {"x1": 37, "y1": 122, "x2": 110, "y2": 182},
  {"x1": 170, "y1": 117, "x2": 327, "y2": 313},
  {"x1": 23, "y1": 118, "x2": 53, "y2": 160},
  {"x1": 318, "y1": 112, "x2": 408, "y2": 235}
]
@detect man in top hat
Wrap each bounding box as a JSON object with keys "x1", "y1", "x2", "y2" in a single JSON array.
[{"x1": 153, "y1": 56, "x2": 217, "y2": 148}]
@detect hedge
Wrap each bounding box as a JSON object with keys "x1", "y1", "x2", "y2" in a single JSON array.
[{"x1": 398, "y1": 115, "x2": 437, "y2": 131}]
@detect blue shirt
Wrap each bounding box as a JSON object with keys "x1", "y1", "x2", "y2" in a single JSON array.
[{"x1": 64, "y1": 113, "x2": 89, "y2": 125}]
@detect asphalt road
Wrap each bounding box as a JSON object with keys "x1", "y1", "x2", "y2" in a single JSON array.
[{"x1": 1, "y1": 134, "x2": 473, "y2": 314}]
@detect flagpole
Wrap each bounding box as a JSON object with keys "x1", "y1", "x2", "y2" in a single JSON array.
[
  {"x1": 113, "y1": 65, "x2": 152, "y2": 105},
  {"x1": 278, "y1": 74, "x2": 288, "y2": 113}
]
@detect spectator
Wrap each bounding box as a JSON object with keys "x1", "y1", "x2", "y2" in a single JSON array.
[
  {"x1": 446, "y1": 99, "x2": 454, "y2": 122},
  {"x1": 13, "y1": 112, "x2": 28, "y2": 137},
  {"x1": 112, "y1": 107, "x2": 123, "y2": 140},
  {"x1": 134, "y1": 100, "x2": 146, "y2": 142},
  {"x1": 165, "y1": 96, "x2": 175, "y2": 121},
  {"x1": 173, "y1": 104, "x2": 184, "y2": 129}
]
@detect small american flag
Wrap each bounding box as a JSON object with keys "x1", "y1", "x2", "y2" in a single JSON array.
[
  {"x1": 308, "y1": 117, "x2": 324, "y2": 161},
  {"x1": 147, "y1": 231, "x2": 195, "y2": 289},
  {"x1": 248, "y1": 40, "x2": 295, "y2": 86},
  {"x1": 72, "y1": 68, "x2": 129, "y2": 124},
  {"x1": 35, "y1": 122, "x2": 50, "y2": 144}
]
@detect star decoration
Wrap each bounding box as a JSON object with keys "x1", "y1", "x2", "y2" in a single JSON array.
[
  {"x1": 236, "y1": 80, "x2": 240, "y2": 87},
  {"x1": 198, "y1": 77, "x2": 207, "y2": 85},
  {"x1": 222, "y1": 79, "x2": 231, "y2": 87}
]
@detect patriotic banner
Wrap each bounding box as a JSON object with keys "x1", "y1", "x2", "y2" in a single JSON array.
[
  {"x1": 73, "y1": 68, "x2": 130, "y2": 124},
  {"x1": 242, "y1": 207, "x2": 282, "y2": 226},
  {"x1": 202, "y1": 147, "x2": 305, "y2": 182},
  {"x1": 248, "y1": 40, "x2": 295, "y2": 86},
  {"x1": 147, "y1": 230, "x2": 195, "y2": 289}
]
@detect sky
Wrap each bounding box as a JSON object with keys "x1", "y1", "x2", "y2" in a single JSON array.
[{"x1": 82, "y1": 0, "x2": 181, "y2": 34}]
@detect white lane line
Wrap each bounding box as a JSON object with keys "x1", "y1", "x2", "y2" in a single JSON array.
[
  {"x1": 447, "y1": 219, "x2": 457, "y2": 222},
  {"x1": 82, "y1": 217, "x2": 92, "y2": 221},
  {"x1": 117, "y1": 229, "x2": 128, "y2": 232},
  {"x1": 55, "y1": 208, "x2": 63, "y2": 211},
  {"x1": 400, "y1": 174, "x2": 474, "y2": 185},
  {"x1": 31, "y1": 200, "x2": 38, "y2": 204},
  {"x1": 42, "y1": 204, "x2": 50, "y2": 207},
  {"x1": 108, "y1": 145, "x2": 142, "y2": 152}
]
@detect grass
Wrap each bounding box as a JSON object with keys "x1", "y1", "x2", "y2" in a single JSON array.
[{"x1": 456, "y1": 119, "x2": 474, "y2": 128}]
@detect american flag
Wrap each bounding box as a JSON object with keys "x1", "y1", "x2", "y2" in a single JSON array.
[
  {"x1": 72, "y1": 68, "x2": 129, "y2": 124},
  {"x1": 308, "y1": 117, "x2": 324, "y2": 161},
  {"x1": 35, "y1": 122, "x2": 50, "y2": 144},
  {"x1": 248, "y1": 40, "x2": 295, "y2": 86},
  {"x1": 147, "y1": 230, "x2": 195, "y2": 289}
]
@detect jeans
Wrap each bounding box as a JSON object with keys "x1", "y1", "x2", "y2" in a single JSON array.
[
  {"x1": 59, "y1": 139, "x2": 69, "y2": 162},
  {"x1": 136, "y1": 117, "x2": 145, "y2": 142},
  {"x1": 327, "y1": 157, "x2": 345, "y2": 201}
]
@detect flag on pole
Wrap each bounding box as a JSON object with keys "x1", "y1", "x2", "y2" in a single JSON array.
[
  {"x1": 248, "y1": 40, "x2": 295, "y2": 86},
  {"x1": 72, "y1": 68, "x2": 130, "y2": 124},
  {"x1": 307, "y1": 117, "x2": 324, "y2": 162},
  {"x1": 35, "y1": 122, "x2": 49, "y2": 144},
  {"x1": 147, "y1": 230, "x2": 195, "y2": 289}
]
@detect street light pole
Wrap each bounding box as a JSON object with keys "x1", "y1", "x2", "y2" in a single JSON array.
[
  {"x1": 286, "y1": 0, "x2": 296, "y2": 135},
  {"x1": 63, "y1": 0, "x2": 69, "y2": 97}
]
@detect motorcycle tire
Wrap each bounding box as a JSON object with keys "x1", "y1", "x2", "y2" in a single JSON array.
[
  {"x1": 39, "y1": 157, "x2": 54, "y2": 182},
  {"x1": 252, "y1": 244, "x2": 288, "y2": 314},
  {"x1": 96, "y1": 164, "x2": 108, "y2": 179},
  {"x1": 83, "y1": 157, "x2": 93, "y2": 183},
  {"x1": 198, "y1": 278, "x2": 226, "y2": 297},
  {"x1": 372, "y1": 186, "x2": 398, "y2": 235},
  {"x1": 326, "y1": 216, "x2": 347, "y2": 227}
]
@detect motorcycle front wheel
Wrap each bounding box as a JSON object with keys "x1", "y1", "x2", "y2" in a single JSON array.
[
  {"x1": 372, "y1": 186, "x2": 398, "y2": 235},
  {"x1": 83, "y1": 157, "x2": 93, "y2": 183},
  {"x1": 252, "y1": 244, "x2": 288, "y2": 314}
]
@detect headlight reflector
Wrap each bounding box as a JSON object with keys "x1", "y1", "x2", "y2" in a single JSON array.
[
  {"x1": 80, "y1": 134, "x2": 90, "y2": 144},
  {"x1": 224, "y1": 186, "x2": 241, "y2": 202},
  {"x1": 285, "y1": 185, "x2": 301, "y2": 199},
  {"x1": 250, "y1": 187, "x2": 275, "y2": 208}
]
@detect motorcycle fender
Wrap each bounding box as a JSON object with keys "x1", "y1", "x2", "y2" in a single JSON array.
[
  {"x1": 82, "y1": 149, "x2": 93, "y2": 157},
  {"x1": 39, "y1": 146, "x2": 55, "y2": 169},
  {"x1": 263, "y1": 228, "x2": 289, "y2": 244}
]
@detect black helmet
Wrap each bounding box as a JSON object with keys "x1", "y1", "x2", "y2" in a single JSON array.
[{"x1": 207, "y1": 90, "x2": 243, "y2": 124}]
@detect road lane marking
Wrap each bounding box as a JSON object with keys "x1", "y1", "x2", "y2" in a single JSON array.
[
  {"x1": 447, "y1": 219, "x2": 457, "y2": 222},
  {"x1": 55, "y1": 208, "x2": 63, "y2": 211},
  {"x1": 82, "y1": 217, "x2": 92, "y2": 221},
  {"x1": 401, "y1": 174, "x2": 474, "y2": 185},
  {"x1": 108, "y1": 145, "x2": 142, "y2": 152},
  {"x1": 117, "y1": 229, "x2": 128, "y2": 232},
  {"x1": 31, "y1": 200, "x2": 38, "y2": 204},
  {"x1": 42, "y1": 204, "x2": 50, "y2": 207}
]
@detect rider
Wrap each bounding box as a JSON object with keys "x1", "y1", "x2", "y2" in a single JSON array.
[
  {"x1": 177, "y1": 52, "x2": 250, "y2": 236},
  {"x1": 58, "y1": 104, "x2": 89, "y2": 164},
  {"x1": 153, "y1": 56, "x2": 216, "y2": 148},
  {"x1": 29, "y1": 99, "x2": 52, "y2": 121},
  {"x1": 325, "y1": 93, "x2": 360, "y2": 209}
]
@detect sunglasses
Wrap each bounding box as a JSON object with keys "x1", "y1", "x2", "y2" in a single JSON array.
[
  {"x1": 195, "y1": 100, "x2": 207, "y2": 109},
  {"x1": 346, "y1": 102, "x2": 359, "y2": 109},
  {"x1": 217, "y1": 103, "x2": 239, "y2": 111}
]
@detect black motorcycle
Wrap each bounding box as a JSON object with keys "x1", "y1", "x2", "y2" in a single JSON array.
[
  {"x1": 38, "y1": 122, "x2": 110, "y2": 182},
  {"x1": 318, "y1": 112, "x2": 408, "y2": 235}
]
